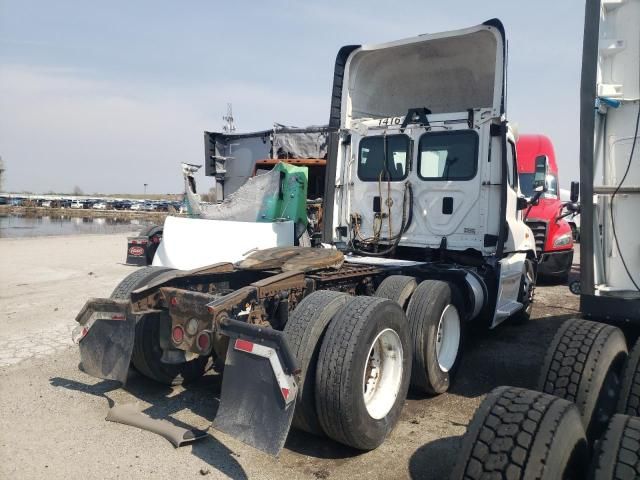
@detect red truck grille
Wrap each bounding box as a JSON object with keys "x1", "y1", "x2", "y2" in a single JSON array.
[{"x1": 526, "y1": 220, "x2": 548, "y2": 255}]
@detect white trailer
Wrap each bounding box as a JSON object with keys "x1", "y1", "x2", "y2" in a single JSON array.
[{"x1": 453, "y1": 2, "x2": 640, "y2": 478}]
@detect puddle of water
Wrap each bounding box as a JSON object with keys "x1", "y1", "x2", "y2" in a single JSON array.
[{"x1": 0, "y1": 213, "x2": 155, "y2": 238}]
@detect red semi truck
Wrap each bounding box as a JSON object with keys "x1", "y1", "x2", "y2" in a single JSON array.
[{"x1": 516, "y1": 134, "x2": 574, "y2": 281}]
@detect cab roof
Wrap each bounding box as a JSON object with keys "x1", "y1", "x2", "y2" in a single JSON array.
[{"x1": 516, "y1": 134, "x2": 558, "y2": 173}]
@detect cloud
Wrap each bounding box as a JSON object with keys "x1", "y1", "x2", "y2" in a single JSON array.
[{"x1": 0, "y1": 65, "x2": 327, "y2": 194}]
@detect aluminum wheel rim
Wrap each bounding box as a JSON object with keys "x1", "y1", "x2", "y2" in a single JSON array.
[
  {"x1": 362, "y1": 328, "x2": 403, "y2": 420},
  {"x1": 436, "y1": 305, "x2": 461, "y2": 372},
  {"x1": 523, "y1": 265, "x2": 535, "y2": 304}
]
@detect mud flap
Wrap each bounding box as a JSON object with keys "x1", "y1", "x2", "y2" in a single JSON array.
[
  {"x1": 73, "y1": 298, "x2": 135, "y2": 384},
  {"x1": 213, "y1": 319, "x2": 299, "y2": 456}
]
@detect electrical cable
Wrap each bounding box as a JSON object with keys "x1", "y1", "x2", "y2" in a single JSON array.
[
  {"x1": 350, "y1": 181, "x2": 412, "y2": 257},
  {"x1": 608, "y1": 87, "x2": 640, "y2": 292}
]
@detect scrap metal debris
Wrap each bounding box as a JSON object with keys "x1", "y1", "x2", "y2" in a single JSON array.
[{"x1": 106, "y1": 403, "x2": 208, "y2": 447}]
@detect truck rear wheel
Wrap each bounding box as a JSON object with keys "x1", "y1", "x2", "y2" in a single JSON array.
[
  {"x1": 589, "y1": 414, "x2": 640, "y2": 480},
  {"x1": 374, "y1": 275, "x2": 417, "y2": 309},
  {"x1": 618, "y1": 338, "x2": 640, "y2": 416},
  {"x1": 537, "y1": 318, "x2": 628, "y2": 441},
  {"x1": 451, "y1": 386, "x2": 588, "y2": 480},
  {"x1": 283, "y1": 290, "x2": 350, "y2": 436},
  {"x1": 131, "y1": 313, "x2": 210, "y2": 385},
  {"x1": 315, "y1": 296, "x2": 411, "y2": 450},
  {"x1": 406, "y1": 280, "x2": 462, "y2": 394},
  {"x1": 111, "y1": 266, "x2": 209, "y2": 386},
  {"x1": 110, "y1": 266, "x2": 171, "y2": 299}
]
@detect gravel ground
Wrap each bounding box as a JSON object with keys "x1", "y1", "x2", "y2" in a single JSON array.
[{"x1": 0, "y1": 234, "x2": 581, "y2": 479}]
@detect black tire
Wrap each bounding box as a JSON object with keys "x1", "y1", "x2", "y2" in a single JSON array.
[
  {"x1": 111, "y1": 266, "x2": 209, "y2": 386},
  {"x1": 406, "y1": 280, "x2": 462, "y2": 394},
  {"x1": 537, "y1": 318, "x2": 628, "y2": 441},
  {"x1": 283, "y1": 290, "x2": 350, "y2": 436},
  {"x1": 315, "y1": 296, "x2": 411, "y2": 450},
  {"x1": 374, "y1": 275, "x2": 417, "y2": 310},
  {"x1": 141, "y1": 224, "x2": 162, "y2": 236},
  {"x1": 451, "y1": 386, "x2": 588, "y2": 480},
  {"x1": 110, "y1": 266, "x2": 171, "y2": 300},
  {"x1": 512, "y1": 258, "x2": 536, "y2": 324},
  {"x1": 618, "y1": 338, "x2": 640, "y2": 416},
  {"x1": 589, "y1": 414, "x2": 640, "y2": 480},
  {"x1": 131, "y1": 313, "x2": 210, "y2": 385}
]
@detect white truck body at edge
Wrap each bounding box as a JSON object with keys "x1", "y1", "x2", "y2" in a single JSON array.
[{"x1": 593, "y1": 0, "x2": 640, "y2": 293}]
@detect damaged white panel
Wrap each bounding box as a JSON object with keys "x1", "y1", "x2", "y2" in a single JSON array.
[
  {"x1": 152, "y1": 216, "x2": 294, "y2": 270},
  {"x1": 183, "y1": 164, "x2": 282, "y2": 221}
]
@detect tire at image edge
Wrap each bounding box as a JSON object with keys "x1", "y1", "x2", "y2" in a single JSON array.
[
  {"x1": 589, "y1": 414, "x2": 640, "y2": 480},
  {"x1": 537, "y1": 318, "x2": 628, "y2": 441},
  {"x1": 451, "y1": 386, "x2": 588, "y2": 480},
  {"x1": 618, "y1": 338, "x2": 640, "y2": 417}
]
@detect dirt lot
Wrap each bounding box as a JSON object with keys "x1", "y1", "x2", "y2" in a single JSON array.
[{"x1": 0, "y1": 234, "x2": 581, "y2": 479}]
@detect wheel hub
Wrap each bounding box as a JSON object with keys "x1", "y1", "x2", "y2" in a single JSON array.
[
  {"x1": 435, "y1": 304, "x2": 461, "y2": 373},
  {"x1": 362, "y1": 328, "x2": 403, "y2": 420}
]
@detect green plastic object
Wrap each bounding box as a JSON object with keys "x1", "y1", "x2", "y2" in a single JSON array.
[{"x1": 257, "y1": 162, "x2": 308, "y2": 235}]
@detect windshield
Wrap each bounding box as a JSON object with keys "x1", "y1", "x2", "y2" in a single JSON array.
[
  {"x1": 519, "y1": 173, "x2": 558, "y2": 198},
  {"x1": 418, "y1": 130, "x2": 478, "y2": 180},
  {"x1": 358, "y1": 135, "x2": 410, "y2": 181}
]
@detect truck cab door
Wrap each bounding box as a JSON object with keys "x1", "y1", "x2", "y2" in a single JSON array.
[{"x1": 492, "y1": 137, "x2": 535, "y2": 327}]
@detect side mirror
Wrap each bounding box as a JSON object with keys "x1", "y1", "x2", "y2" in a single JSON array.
[
  {"x1": 516, "y1": 196, "x2": 528, "y2": 211},
  {"x1": 570, "y1": 181, "x2": 580, "y2": 203},
  {"x1": 565, "y1": 202, "x2": 580, "y2": 213},
  {"x1": 557, "y1": 201, "x2": 581, "y2": 221},
  {"x1": 530, "y1": 185, "x2": 545, "y2": 206}
]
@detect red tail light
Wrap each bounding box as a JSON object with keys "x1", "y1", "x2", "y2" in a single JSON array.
[
  {"x1": 171, "y1": 325, "x2": 184, "y2": 344},
  {"x1": 196, "y1": 331, "x2": 211, "y2": 353}
]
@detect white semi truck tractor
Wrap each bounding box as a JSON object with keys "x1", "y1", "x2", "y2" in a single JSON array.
[{"x1": 73, "y1": 19, "x2": 539, "y2": 456}]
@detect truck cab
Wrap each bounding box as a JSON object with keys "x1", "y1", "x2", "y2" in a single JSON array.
[
  {"x1": 516, "y1": 134, "x2": 574, "y2": 280},
  {"x1": 327, "y1": 20, "x2": 537, "y2": 326}
]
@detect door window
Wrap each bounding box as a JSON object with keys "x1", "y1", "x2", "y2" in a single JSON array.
[
  {"x1": 418, "y1": 130, "x2": 478, "y2": 181},
  {"x1": 358, "y1": 135, "x2": 410, "y2": 181}
]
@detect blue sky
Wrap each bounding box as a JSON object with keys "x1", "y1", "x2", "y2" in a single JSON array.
[{"x1": 0, "y1": 0, "x2": 584, "y2": 194}]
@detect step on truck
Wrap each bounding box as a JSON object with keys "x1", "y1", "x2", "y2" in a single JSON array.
[{"x1": 73, "y1": 19, "x2": 539, "y2": 455}]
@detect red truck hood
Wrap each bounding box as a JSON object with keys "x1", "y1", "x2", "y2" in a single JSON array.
[
  {"x1": 526, "y1": 198, "x2": 573, "y2": 251},
  {"x1": 526, "y1": 197, "x2": 562, "y2": 222}
]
